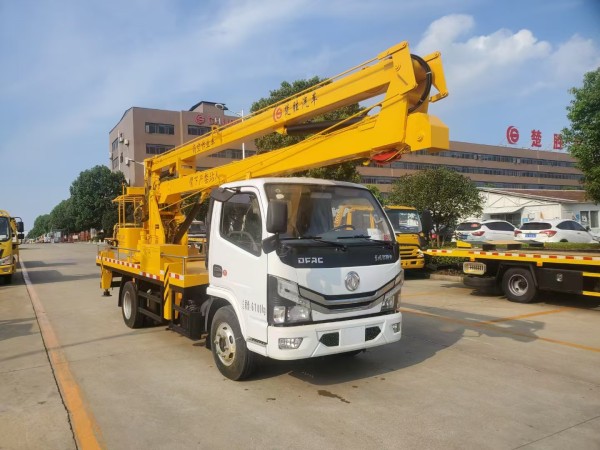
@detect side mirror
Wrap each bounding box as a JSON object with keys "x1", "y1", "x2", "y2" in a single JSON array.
[
  {"x1": 210, "y1": 187, "x2": 236, "y2": 202},
  {"x1": 263, "y1": 200, "x2": 288, "y2": 255},
  {"x1": 17, "y1": 233, "x2": 24, "y2": 240},
  {"x1": 16, "y1": 221, "x2": 24, "y2": 233},
  {"x1": 420, "y1": 210, "x2": 433, "y2": 234},
  {"x1": 266, "y1": 200, "x2": 288, "y2": 234}
]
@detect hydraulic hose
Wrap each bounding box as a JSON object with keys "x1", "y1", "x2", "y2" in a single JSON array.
[{"x1": 408, "y1": 54, "x2": 433, "y2": 113}]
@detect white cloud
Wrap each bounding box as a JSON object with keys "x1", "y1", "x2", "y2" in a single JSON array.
[
  {"x1": 547, "y1": 34, "x2": 600, "y2": 84},
  {"x1": 414, "y1": 14, "x2": 599, "y2": 110},
  {"x1": 415, "y1": 14, "x2": 475, "y2": 54}
]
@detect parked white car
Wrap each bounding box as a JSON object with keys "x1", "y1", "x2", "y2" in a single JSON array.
[
  {"x1": 455, "y1": 220, "x2": 516, "y2": 243},
  {"x1": 514, "y1": 219, "x2": 597, "y2": 244}
]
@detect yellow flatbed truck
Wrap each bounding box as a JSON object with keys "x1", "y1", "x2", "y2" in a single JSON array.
[
  {"x1": 97, "y1": 41, "x2": 449, "y2": 380},
  {"x1": 426, "y1": 243, "x2": 600, "y2": 303}
]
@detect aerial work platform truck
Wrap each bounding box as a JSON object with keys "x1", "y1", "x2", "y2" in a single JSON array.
[{"x1": 97, "y1": 41, "x2": 449, "y2": 379}]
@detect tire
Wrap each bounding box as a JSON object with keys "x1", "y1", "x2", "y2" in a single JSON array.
[
  {"x1": 2, "y1": 274, "x2": 12, "y2": 284},
  {"x1": 210, "y1": 306, "x2": 255, "y2": 381},
  {"x1": 121, "y1": 281, "x2": 144, "y2": 328},
  {"x1": 501, "y1": 268, "x2": 537, "y2": 303}
]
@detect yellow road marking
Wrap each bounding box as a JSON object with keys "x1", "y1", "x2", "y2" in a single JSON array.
[
  {"x1": 402, "y1": 290, "x2": 469, "y2": 298},
  {"x1": 400, "y1": 308, "x2": 600, "y2": 353},
  {"x1": 20, "y1": 260, "x2": 104, "y2": 449}
]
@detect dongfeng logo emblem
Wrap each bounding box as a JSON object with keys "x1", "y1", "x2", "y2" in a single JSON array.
[{"x1": 345, "y1": 271, "x2": 360, "y2": 291}]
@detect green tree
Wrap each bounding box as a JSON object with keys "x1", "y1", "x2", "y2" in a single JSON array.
[
  {"x1": 70, "y1": 165, "x2": 126, "y2": 233},
  {"x1": 387, "y1": 168, "x2": 483, "y2": 245},
  {"x1": 27, "y1": 214, "x2": 51, "y2": 239},
  {"x1": 563, "y1": 68, "x2": 600, "y2": 202},
  {"x1": 250, "y1": 77, "x2": 363, "y2": 181},
  {"x1": 366, "y1": 184, "x2": 386, "y2": 205},
  {"x1": 49, "y1": 199, "x2": 74, "y2": 235}
]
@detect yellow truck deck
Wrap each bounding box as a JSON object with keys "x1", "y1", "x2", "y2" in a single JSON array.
[{"x1": 426, "y1": 242, "x2": 600, "y2": 302}]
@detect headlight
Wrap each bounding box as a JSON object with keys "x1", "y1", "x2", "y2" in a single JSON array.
[
  {"x1": 382, "y1": 270, "x2": 403, "y2": 312},
  {"x1": 0, "y1": 255, "x2": 12, "y2": 265},
  {"x1": 268, "y1": 275, "x2": 312, "y2": 325}
]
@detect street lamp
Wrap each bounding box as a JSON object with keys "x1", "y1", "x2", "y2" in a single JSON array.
[{"x1": 216, "y1": 103, "x2": 246, "y2": 159}]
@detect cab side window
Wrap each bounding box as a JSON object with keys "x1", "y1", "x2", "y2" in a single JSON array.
[{"x1": 220, "y1": 193, "x2": 262, "y2": 256}]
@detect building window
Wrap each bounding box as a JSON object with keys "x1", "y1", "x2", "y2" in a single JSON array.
[
  {"x1": 146, "y1": 143, "x2": 175, "y2": 155},
  {"x1": 112, "y1": 157, "x2": 119, "y2": 170},
  {"x1": 112, "y1": 138, "x2": 119, "y2": 152},
  {"x1": 188, "y1": 125, "x2": 211, "y2": 136},
  {"x1": 580, "y1": 210, "x2": 599, "y2": 228},
  {"x1": 591, "y1": 211, "x2": 599, "y2": 228},
  {"x1": 210, "y1": 148, "x2": 255, "y2": 159},
  {"x1": 145, "y1": 122, "x2": 174, "y2": 135}
]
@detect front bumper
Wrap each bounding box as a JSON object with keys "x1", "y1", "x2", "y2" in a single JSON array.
[
  {"x1": 265, "y1": 312, "x2": 402, "y2": 360},
  {"x1": 0, "y1": 264, "x2": 15, "y2": 275}
]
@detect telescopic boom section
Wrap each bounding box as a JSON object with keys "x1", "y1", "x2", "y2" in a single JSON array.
[{"x1": 137, "y1": 41, "x2": 449, "y2": 244}]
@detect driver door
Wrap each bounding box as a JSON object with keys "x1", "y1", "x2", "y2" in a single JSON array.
[{"x1": 209, "y1": 188, "x2": 268, "y2": 343}]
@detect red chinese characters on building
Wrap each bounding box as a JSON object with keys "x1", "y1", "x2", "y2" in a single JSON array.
[
  {"x1": 505, "y1": 126, "x2": 563, "y2": 150},
  {"x1": 506, "y1": 126, "x2": 519, "y2": 144},
  {"x1": 530, "y1": 130, "x2": 542, "y2": 148},
  {"x1": 553, "y1": 134, "x2": 563, "y2": 150}
]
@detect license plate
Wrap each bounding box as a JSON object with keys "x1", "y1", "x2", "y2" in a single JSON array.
[
  {"x1": 526, "y1": 233, "x2": 537, "y2": 238},
  {"x1": 458, "y1": 233, "x2": 467, "y2": 240}
]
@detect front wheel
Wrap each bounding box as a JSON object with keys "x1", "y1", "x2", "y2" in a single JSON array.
[
  {"x1": 211, "y1": 306, "x2": 255, "y2": 381},
  {"x1": 501, "y1": 268, "x2": 537, "y2": 303}
]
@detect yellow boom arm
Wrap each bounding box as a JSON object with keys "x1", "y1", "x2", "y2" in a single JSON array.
[{"x1": 126, "y1": 41, "x2": 449, "y2": 245}]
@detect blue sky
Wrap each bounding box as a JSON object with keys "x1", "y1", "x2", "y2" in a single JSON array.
[{"x1": 1, "y1": 0, "x2": 599, "y2": 231}]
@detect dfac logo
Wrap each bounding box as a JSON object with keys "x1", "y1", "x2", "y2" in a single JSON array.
[
  {"x1": 345, "y1": 271, "x2": 360, "y2": 291},
  {"x1": 298, "y1": 257, "x2": 323, "y2": 264}
]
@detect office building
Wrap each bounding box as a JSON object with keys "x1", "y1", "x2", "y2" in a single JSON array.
[
  {"x1": 110, "y1": 104, "x2": 583, "y2": 193},
  {"x1": 109, "y1": 102, "x2": 257, "y2": 186}
]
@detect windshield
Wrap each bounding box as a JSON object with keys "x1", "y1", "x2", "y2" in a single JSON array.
[
  {"x1": 0, "y1": 217, "x2": 10, "y2": 242},
  {"x1": 385, "y1": 209, "x2": 422, "y2": 233},
  {"x1": 457, "y1": 222, "x2": 482, "y2": 231},
  {"x1": 519, "y1": 222, "x2": 551, "y2": 231},
  {"x1": 264, "y1": 183, "x2": 393, "y2": 241}
]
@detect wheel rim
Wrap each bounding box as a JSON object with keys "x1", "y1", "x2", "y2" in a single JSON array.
[
  {"x1": 214, "y1": 322, "x2": 236, "y2": 367},
  {"x1": 123, "y1": 291, "x2": 132, "y2": 319},
  {"x1": 508, "y1": 274, "x2": 528, "y2": 297}
]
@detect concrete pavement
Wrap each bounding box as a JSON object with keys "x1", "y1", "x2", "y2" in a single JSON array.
[{"x1": 0, "y1": 260, "x2": 76, "y2": 450}]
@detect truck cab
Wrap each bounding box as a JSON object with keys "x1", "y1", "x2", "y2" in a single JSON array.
[
  {"x1": 206, "y1": 178, "x2": 403, "y2": 370},
  {"x1": 386, "y1": 206, "x2": 428, "y2": 270},
  {"x1": 0, "y1": 210, "x2": 24, "y2": 284}
]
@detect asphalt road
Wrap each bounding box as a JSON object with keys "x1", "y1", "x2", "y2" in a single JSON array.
[{"x1": 1, "y1": 243, "x2": 599, "y2": 449}]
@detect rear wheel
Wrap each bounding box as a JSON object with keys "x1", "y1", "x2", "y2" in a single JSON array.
[
  {"x1": 211, "y1": 306, "x2": 255, "y2": 380},
  {"x1": 121, "y1": 281, "x2": 144, "y2": 328},
  {"x1": 2, "y1": 274, "x2": 12, "y2": 284},
  {"x1": 502, "y1": 268, "x2": 537, "y2": 303}
]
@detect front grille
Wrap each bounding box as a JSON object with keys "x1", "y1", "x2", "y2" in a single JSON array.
[
  {"x1": 319, "y1": 332, "x2": 339, "y2": 347},
  {"x1": 365, "y1": 326, "x2": 381, "y2": 341}
]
